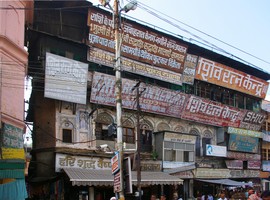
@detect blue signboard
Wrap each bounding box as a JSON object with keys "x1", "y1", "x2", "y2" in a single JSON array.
[{"x1": 228, "y1": 134, "x2": 258, "y2": 153}]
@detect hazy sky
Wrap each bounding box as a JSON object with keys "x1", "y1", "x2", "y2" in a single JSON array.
[{"x1": 90, "y1": 0, "x2": 270, "y2": 99}]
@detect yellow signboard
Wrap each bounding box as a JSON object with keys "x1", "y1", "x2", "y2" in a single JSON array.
[{"x1": 2, "y1": 148, "x2": 25, "y2": 159}]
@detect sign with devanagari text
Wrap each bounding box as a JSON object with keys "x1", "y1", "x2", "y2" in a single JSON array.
[
  {"x1": 90, "y1": 72, "x2": 187, "y2": 118},
  {"x1": 195, "y1": 57, "x2": 269, "y2": 98},
  {"x1": 87, "y1": 7, "x2": 188, "y2": 81},
  {"x1": 180, "y1": 95, "x2": 243, "y2": 127}
]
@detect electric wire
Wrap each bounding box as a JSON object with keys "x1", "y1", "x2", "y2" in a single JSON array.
[{"x1": 125, "y1": 0, "x2": 270, "y2": 71}]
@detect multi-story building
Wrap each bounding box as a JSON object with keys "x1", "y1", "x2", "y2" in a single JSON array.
[
  {"x1": 261, "y1": 100, "x2": 270, "y2": 191},
  {"x1": 26, "y1": 1, "x2": 270, "y2": 200},
  {"x1": 0, "y1": 0, "x2": 33, "y2": 199}
]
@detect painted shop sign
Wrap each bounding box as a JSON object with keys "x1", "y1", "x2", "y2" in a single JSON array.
[
  {"x1": 2, "y1": 123, "x2": 24, "y2": 148},
  {"x1": 164, "y1": 132, "x2": 196, "y2": 144},
  {"x1": 239, "y1": 111, "x2": 266, "y2": 131},
  {"x1": 195, "y1": 57, "x2": 269, "y2": 98},
  {"x1": 227, "y1": 151, "x2": 261, "y2": 161},
  {"x1": 230, "y1": 170, "x2": 260, "y2": 178},
  {"x1": 87, "y1": 8, "x2": 188, "y2": 75},
  {"x1": 262, "y1": 161, "x2": 270, "y2": 171},
  {"x1": 228, "y1": 134, "x2": 258, "y2": 153},
  {"x1": 88, "y1": 47, "x2": 182, "y2": 85},
  {"x1": 90, "y1": 72, "x2": 187, "y2": 118},
  {"x1": 140, "y1": 161, "x2": 162, "y2": 171},
  {"x1": 248, "y1": 160, "x2": 261, "y2": 169},
  {"x1": 228, "y1": 127, "x2": 262, "y2": 138},
  {"x1": 163, "y1": 161, "x2": 196, "y2": 170},
  {"x1": 2, "y1": 147, "x2": 25, "y2": 159},
  {"x1": 182, "y1": 54, "x2": 198, "y2": 85},
  {"x1": 181, "y1": 95, "x2": 242, "y2": 127},
  {"x1": 172, "y1": 171, "x2": 194, "y2": 179},
  {"x1": 44, "y1": 52, "x2": 88, "y2": 104},
  {"x1": 195, "y1": 168, "x2": 230, "y2": 178},
  {"x1": 225, "y1": 160, "x2": 243, "y2": 169},
  {"x1": 55, "y1": 153, "x2": 111, "y2": 172}
]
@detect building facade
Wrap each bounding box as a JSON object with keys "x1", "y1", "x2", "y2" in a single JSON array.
[
  {"x1": 0, "y1": 0, "x2": 33, "y2": 199},
  {"x1": 26, "y1": 1, "x2": 270, "y2": 200}
]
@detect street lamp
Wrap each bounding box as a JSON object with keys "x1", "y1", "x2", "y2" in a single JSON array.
[{"x1": 99, "y1": 1, "x2": 137, "y2": 200}]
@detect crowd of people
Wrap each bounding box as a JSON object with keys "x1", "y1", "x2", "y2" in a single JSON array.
[
  {"x1": 109, "y1": 189, "x2": 270, "y2": 200},
  {"x1": 196, "y1": 188, "x2": 270, "y2": 200}
]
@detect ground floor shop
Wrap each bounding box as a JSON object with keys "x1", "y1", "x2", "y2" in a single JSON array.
[{"x1": 61, "y1": 167, "x2": 183, "y2": 200}]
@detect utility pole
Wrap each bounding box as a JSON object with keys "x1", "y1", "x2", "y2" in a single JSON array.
[
  {"x1": 136, "y1": 85, "x2": 142, "y2": 200},
  {"x1": 132, "y1": 81, "x2": 142, "y2": 200},
  {"x1": 99, "y1": 1, "x2": 137, "y2": 199},
  {"x1": 114, "y1": 1, "x2": 124, "y2": 200}
]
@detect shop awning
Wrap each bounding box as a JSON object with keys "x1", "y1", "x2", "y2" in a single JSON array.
[
  {"x1": 63, "y1": 168, "x2": 183, "y2": 186},
  {"x1": 197, "y1": 179, "x2": 250, "y2": 186}
]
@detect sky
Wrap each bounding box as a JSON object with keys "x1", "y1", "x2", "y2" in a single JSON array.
[{"x1": 89, "y1": 0, "x2": 270, "y2": 100}]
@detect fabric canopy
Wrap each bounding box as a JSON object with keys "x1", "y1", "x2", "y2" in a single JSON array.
[
  {"x1": 197, "y1": 179, "x2": 249, "y2": 186},
  {"x1": 63, "y1": 168, "x2": 183, "y2": 186}
]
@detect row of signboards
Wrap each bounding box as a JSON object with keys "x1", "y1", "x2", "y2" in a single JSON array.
[
  {"x1": 43, "y1": 7, "x2": 269, "y2": 131},
  {"x1": 87, "y1": 7, "x2": 269, "y2": 99},
  {"x1": 44, "y1": 54, "x2": 266, "y2": 131}
]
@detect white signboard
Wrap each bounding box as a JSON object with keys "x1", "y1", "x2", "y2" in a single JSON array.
[
  {"x1": 45, "y1": 52, "x2": 88, "y2": 104},
  {"x1": 164, "y1": 132, "x2": 196, "y2": 144},
  {"x1": 206, "y1": 144, "x2": 227, "y2": 157}
]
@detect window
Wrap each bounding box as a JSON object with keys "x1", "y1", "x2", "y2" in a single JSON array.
[
  {"x1": 202, "y1": 138, "x2": 211, "y2": 156},
  {"x1": 223, "y1": 91, "x2": 235, "y2": 106},
  {"x1": 140, "y1": 129, "x2": 152, "y2": 152},
  {"x1": 123, "y1": 127, "x2": 135, "y2": 144},
  {"x1": 262, "y1": 148, "x2": 270, "y2": 160},
  {"x1": 236, "y1": 93, "x2": 244, "y2": 109},
  {"x1": 195, "y1": 136, "x2": 201, "y2": 156},
  {"x1": 95, "y1": 123, "x2": 115, "y2": 141},
  {"x1": 63, "y1": 129, "x2": 72, "y2": 143},
  {"x1": 164, "y1": 141, "x2": 195, "y2": 162}
]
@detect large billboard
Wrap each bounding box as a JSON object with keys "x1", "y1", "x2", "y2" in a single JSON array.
[
  {"x1": 195, "y1": 57, "x2": 269, "y2": 99},
  {"x1": 44, "y1": 52, "x2": 88, "y2": 104},
  {"x1": 87, "y1": 7, "x2": 188, "y2": 85},
  {"x1": 90, "y1": 72, "x2": 187, "y2": 118}
]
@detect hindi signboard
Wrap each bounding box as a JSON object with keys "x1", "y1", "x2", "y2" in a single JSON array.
[
  {"x1": 90, "y1": 72, "x2": 187, "y2": 118},
  {"x1": 111, "y1": 152, "x2": 120, "y2": 175},
  {"x1": 195, "y1": 57, "x2": 269, "y2": 98},
  {"x1": 181, "y1": 95, "x2": 242, "y2": 127},
  {"x1": 87, "y1": 7, "x2": 188, "y2": 85},
  {"x1": 45, "y1": 52, "x2": 88, "y2": 104}
]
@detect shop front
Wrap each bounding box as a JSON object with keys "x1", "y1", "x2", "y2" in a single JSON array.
[{"x1": 57, "y1": 153, "x2": 183, "y2": 200}]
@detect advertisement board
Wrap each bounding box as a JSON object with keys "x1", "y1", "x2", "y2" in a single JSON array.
[{"x1": 45, "y1": 52, "x2": 88, "y2": 104}]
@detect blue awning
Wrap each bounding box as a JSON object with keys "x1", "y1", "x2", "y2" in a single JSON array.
[{"x1": 0, "y1": 179, "x2": 28, "y2": 200}]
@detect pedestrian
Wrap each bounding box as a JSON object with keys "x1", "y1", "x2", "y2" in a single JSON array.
[
  {"x1": 151, "y1": 194, "x2": 157, "y2": 200},
  {"x1": 261, "y1": 190, "x2": 270, "y2": 200},
  {"x1": 208, "y1": 194, "x2": 214, "y2": 200},
  {"x1": 217, "y1": 192, "x2": 228, "y2": 200},
  {"x1": 160, "y1": 194, "x2": 166, "y2": 200},
  {"x1": 110, "y1": 197, "x2": 116, "y2": 200}
]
